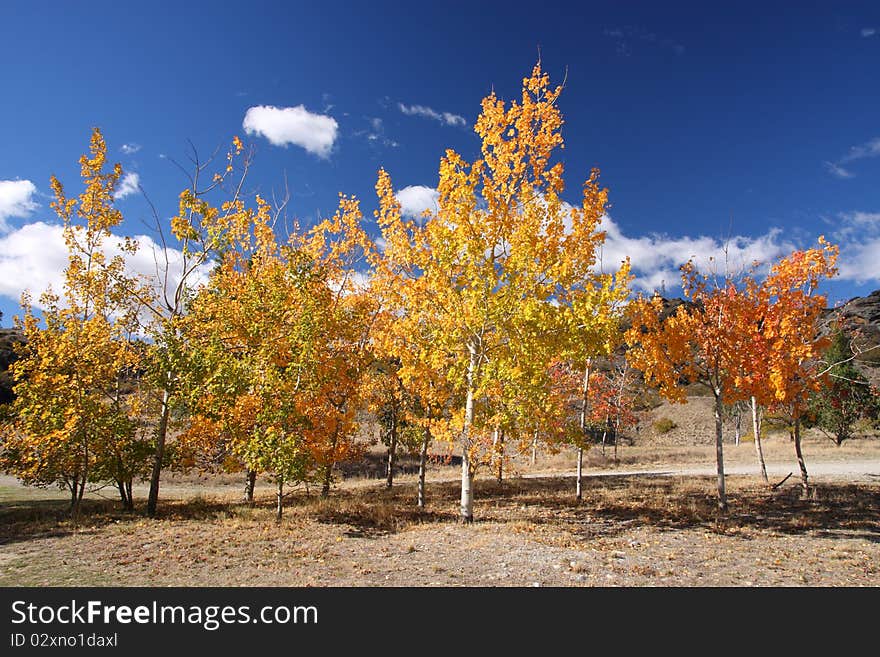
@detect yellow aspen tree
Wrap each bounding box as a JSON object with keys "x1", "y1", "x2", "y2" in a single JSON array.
[
  {"x1": 44, "y1": 133, "x2": 257, "y2": 517},
  {"x1": 559, "y1": 263, "x2": 630, "y2": 501},
  {"x1": 362, "y1": 356, "x2": 428, "y2": 490},
  {"x1": 2, "y1": 129, "x2": 148, "y2": 515},
  {"x1": 369, "y1": 173, "x2": 456, "y2": 507},
  {"x1": 138, "y1": 135, "x2": 254, "y2": 516},
  {"x1": 373, "y1": 63, "x2": 621, "y2": 522}
]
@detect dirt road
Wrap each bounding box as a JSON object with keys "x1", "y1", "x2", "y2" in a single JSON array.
[{"x1": 546, "y1": 458, "x2": 880, "y2": 483}]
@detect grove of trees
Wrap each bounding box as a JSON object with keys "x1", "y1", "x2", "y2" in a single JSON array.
[{"x1": 0, "y1": 63, "x2": 874, "y2": 521}]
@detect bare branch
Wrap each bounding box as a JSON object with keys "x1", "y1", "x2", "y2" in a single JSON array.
[{"x1": 771, "y1": 472, "x2": 793, "y2": 490}]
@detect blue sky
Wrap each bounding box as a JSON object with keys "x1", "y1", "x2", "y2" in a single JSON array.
[{"x1": 1, "y1": 1, "x2": 879, "y2": 325}]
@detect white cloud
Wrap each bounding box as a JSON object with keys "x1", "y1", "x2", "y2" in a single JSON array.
[
  {"x1": 832, "y1": 211, "x2": 880, "y2": 233},
  {"x1": 0, "y1": 221, "x2": 212, "y2": 316},
  {"x1": 396, "y1": 185, "x2": 439, "y2": 218},
  {"x1": 0, "y1": 179, "x2": 39, "y2": 232},
  {"x1": 840, "y1": 137, "x2": 880, "y2": 163},
  {"x1": 861, "y1": 27, "x2": 876, "y2": 38},
  {"x1": 359, "y1": 117, "x2": 399, "y2": 148},
  {"x1": 825, "y1": 137, "x2": 880, "y2": 179},
  {"x1": 837, "y1": 237, "x2": 880, "y2": 283},
  {"x1": 0, "y1": 222, "x2": 68, "y2": 303},
  {"x1": 593, "y1": 208, "x2": 880, "y2": 290},
  {"x1": 832, "y1": 212, "x2": 880, "y2": 283},
  {"x1": 242, "y1": 105, "x2": 338, "y2": 158},
  {"x1": 120, "y1": 143, "x2": 141, "y2": 155},
  {"x1": 114, "y1": 172, "x2": 140, "y2": 200},
  {"x1": 328, "y1": 269, "x2": 372, "y2": 296},
  {"x1": 595, "y1": 214, "x2": 795, "y2": 292},
  {"x1": 398, "y1": 103, "x2": 466, "y2": 127},
  {"x1": 603, "y1": 25, "x2": 685, "y2": 56},
  {"x1": 825, "y1": 161, "x2": 854, "y2": 179}
]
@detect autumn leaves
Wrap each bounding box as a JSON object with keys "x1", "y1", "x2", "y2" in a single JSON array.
[
  {"x1": 626, "y1": 242, "x2": 839, "y2": 509},
  {"x1": 370, "y1": 64, "x2": 632, "y2": 521},
  {"x1": 0, "y1": 63, "x2": 841, "y2": 522}
]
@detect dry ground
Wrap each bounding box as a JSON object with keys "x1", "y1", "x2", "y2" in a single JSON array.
[{"x1": 1, "y1": 434, "x2": 878, "y2": 587}]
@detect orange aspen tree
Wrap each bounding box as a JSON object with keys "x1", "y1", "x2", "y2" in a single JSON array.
[
  {"x1": 302, "y1": 196, "x2": 377, "y2": 498},
  {"x1": 727, "y1": 273, "x2": 773, "y2": 484},
  {"x1": 626, "y1": 262, "x2": 754, "y2": 512},
  {"x1": 373, "y1": 63, "x2": 618, "y2": 522},
  {"x1": 750, "y1": 239, "x2": 839, "y2": 496},
  {"x1": 182, "y1": 190, "x2": 375, "y2": 514},
  {"x1": 180, "y1": 192, "x2": 333, "y2": 518},
  {"x1": 585, "y1": 364, "x2": 637, "y2": 459}
]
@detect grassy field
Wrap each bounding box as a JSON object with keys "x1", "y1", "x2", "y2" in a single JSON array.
[{"x1": 1, "y1": 434, "x2": 878, "y2": 587}]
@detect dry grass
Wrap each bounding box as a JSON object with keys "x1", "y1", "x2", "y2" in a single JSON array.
[
  {"x1": 1, "y1": 434, "x2": 877, "y2": 587},
  {"x1": 1, "y1": 455, "x2": 877, "y2": 587}
]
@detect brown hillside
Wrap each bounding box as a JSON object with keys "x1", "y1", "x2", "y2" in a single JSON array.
[{"x1": 0, "y1": 329, "x2": 24, "y2": 405}]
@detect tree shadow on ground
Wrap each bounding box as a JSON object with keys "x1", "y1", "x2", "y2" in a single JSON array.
[
  {"x1": 0, "y1": 497, "x2": 137, "y2": 546},
  {"x1": 2, "y1": 472, "x2": 876, "y2": 546},
  {"x1": 0, "y1": 495, "x2": 253, "y2": 546},
  {"x1": 467, "y1": 474, "x2": 880, "y2": 543}
]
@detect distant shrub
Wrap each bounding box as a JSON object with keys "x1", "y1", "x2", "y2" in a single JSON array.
[
  {"x1": 653, "y1": 417, "x2": 676, "y2": 434},
  {"x1": 738, "y1": 430, "x2": 768, "y2": 443},
  {"x1": 634, "y1": 389, "x2": 664, "y2": 411}
]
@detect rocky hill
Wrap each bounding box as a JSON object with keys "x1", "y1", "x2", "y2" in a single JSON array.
[{"x1": 823, "y1": 290, "x2": 880, "y2": 385}]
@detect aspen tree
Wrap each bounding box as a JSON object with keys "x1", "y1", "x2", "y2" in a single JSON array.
[{"x1": 373, "y1": 64, "x2": 621, "y2": 521}]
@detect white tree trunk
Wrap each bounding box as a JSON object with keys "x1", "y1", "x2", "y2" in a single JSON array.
[
  {"x1": 612, "y1": 361, "x2": 628, "y2": 463},
  {"x1": 147, "y1": 383, "x2": 171, "y2": 517},
  {"x1": 577, "y1": 360, "x2": 591, "y2": 500},
  {"x1": 493, "y1": 428, "x2": 504, "y2": 483},
  {"x1": 245, "y1": 469, "x2": 256, "y2": 503},
  {"x1": 793, "y1": 416, "x2": 809, "y2": 497},
  {"x1": 418, "y1": 426, "x2": 430, "y2": 509},
  {"x1": 713, "y1": 391, "x2": 728, "y2": 512},
  {"x1": 751, "y1": 396, "x2": 769, "y2": 485},
  {"x1": 460, "y1": 346, "x2": 478, "y2": 523},
  {"x1": 385, "y1": 412, "x2": 398, "y2": 489},
  {"x1": 276, "y1": 480, "x2": 284, "y2": 522}
]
